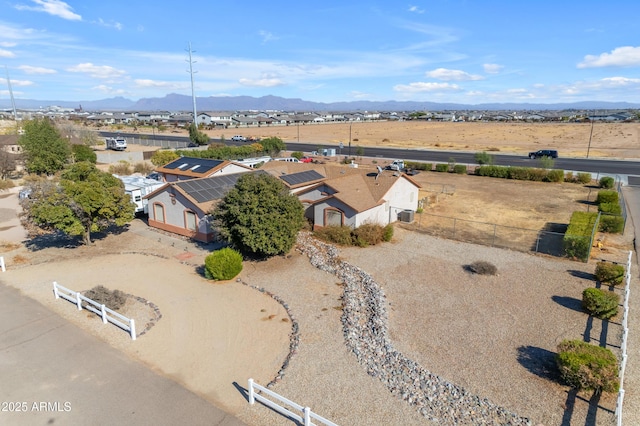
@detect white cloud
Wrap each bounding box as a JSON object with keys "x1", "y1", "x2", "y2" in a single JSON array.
[
  {"x1": 91, "y1": 84, "x2": 126, "y2": 95},
  {"x1": 135, "y1": 79, "x2": 174, "y2": 88},
  {"x1": 408, "y1": 6, "x2": 425, "y2": 14},
  {"x1": 393, "y1": 82, "x2": 461, "y2": 93},
  {"x1": 349, "y1": 90, "x2": 372, "y2": 99},
  {"x1": 238, "y1": 78, "x2": 286, "y2": 87},
  {"x1": 578, "y1": 46, "x2": 640, "y2": 68},
  {"x1": 258, "y1": 30, "x2": 278, "y2": 44},
  {"x1": 15, "y1": 0, "x2": 82, "y2": 21},
  {"x1": 0, "y1": 49, "x2": 16, "y2": 58},
  {"x1": 0, "y1": 42, "x2": 17, "y2": 47},
  {"x1": 483, "y1": 63, "x2": 503, "y2": 74},
  {"x1": 425, "y1": 68, "x2": 483, "y2": 81},
  {"x1": 96, "y1": 18, "x2": 123, "y2": 31},
  {"x1": 67, "y1": 63, "x2": 126, "y2": 79},
  {"x1": 18, "y1": 65, "x2": 57, "y2": 74},
  {"x1": 9, "y1": 79, "x2": 33, "y2": 87}
]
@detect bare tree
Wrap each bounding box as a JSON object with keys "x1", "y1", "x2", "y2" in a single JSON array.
[{"x1": 0, "y1": 150, "x2": 18, "y2": 179}]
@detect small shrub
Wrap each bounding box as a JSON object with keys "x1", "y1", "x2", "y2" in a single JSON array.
[
  {"x1": 467, "y1": 261, "x2": 498, "y2": 275},
  {"x1": 577, "y1": 172, "x2": 592, "y2": 184},
  {"x1": 582, "y1": 287, "x2": 619, "y2": 319},
  {"x1": 0, "y1": 179, "x2": 15, "y2": 190},
  {"x1": 291, "y1": 151, "x2": 303, "y2": 160},
  {"x1": 382, "y1": 224, "x2": 394, "y2": 242},
  {"x1": 564, "y1": 172, "x2": 575, "y2": 183},
  {"x1": 545, "y1": 169, "x2": 564, "y2": 183},
  {"x1": 598, "y1": 202, "x2": 621, "y2": 215},
  {"x1": 599, "y1": 176, "x2": 615, "y2": 189},
  {"x1": 453, "y1": 164, "x2": 467, "y2": 174},
  {"x1": 595, "y1": 262, "x2": 625, "y2": 285},
  {"x1": 204, "y1": 248, "x2": 243, "y2": 280},
  {"x1": 435, "y1": 163, "x2": 449, "y2": 172},
  {"x1": 108, "y1": 160, "x2": 133, "y2": 175},
  {"x1": 474, "y1": 151, "x2": 493, "y2": 165},
  {"x1": 556, "y1": 339, "x2": 619, "y2": 393},
  {"x1": 352, "y1": 223, "x2": 385, "y2": 246},
  {"x1": 599, "y1": 215, "x2": 624, "y2": 234},
  {"x1": 416, "y1": 207, "x2": 424, "y2": 214},
  {"x1": 133, "y1": 162, "x2": 154, "y2": 175},
  {"x1": 84, "y1": 285, "x2": 127, "y2": 311},
  {"x1": 596, "y1": 190, "x2": 618, "y2": 205},
  {"x1": 313, "y1": 225, "x2": 353, "y2": 246}
]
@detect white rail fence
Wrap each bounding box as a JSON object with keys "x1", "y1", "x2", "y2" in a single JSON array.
[
  {"x1": 0, "y1": 256, "x2": 5, "y2": 272},
  {"x1": 52, "y1": 281, "x2": 136, "y2": 340},
  {"x1": 248, "y1": 379, "x2": 338, "y2": 426},
  {"x1": 615, "y1": 251, "x2": 632, "y2": 426}
]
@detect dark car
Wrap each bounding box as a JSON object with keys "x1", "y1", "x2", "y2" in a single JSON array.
[{"x1": 528, "y1": 149, "x2": 558, "y2": 159}]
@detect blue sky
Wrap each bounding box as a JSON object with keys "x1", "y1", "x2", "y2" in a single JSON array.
[{"x1": 1, "y1": 0, "x2": 640, "y2": 105}]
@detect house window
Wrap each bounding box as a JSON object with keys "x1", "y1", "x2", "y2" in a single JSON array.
[
  {"x1": 325, "y1": 209, "x2": 343, "y2": 226},
  {"x1": 153, "y1": 203, "x2": 165, "y2": 223},
  {"x1": 185, "y1": 210, "x2": 197, "y2": 231}
]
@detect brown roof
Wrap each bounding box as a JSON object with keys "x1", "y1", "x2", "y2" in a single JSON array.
[{"x1": 260, "y1": 161, "x2": 421, "y2": 213}]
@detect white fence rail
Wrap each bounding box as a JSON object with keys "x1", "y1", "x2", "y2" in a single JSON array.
[
  {"x1": 615, "y1": 251, "x2": 632, "y2": 426},
  {"x1": 0, "y1": 256, "x2": 5, "y2": 272},
  {"x1": 248, "y1": 379, "x2": 338, "y2": 426},
  {"x1": 52, "y1": 281, "x2": 136, "y2": 340}
]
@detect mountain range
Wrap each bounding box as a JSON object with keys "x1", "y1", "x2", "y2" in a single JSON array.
[{"x1": 1, "y1": 93, "x2": 639, "y2": 112}]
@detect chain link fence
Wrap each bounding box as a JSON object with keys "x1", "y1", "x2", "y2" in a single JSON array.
[{"x1": 402, "y1": 212, "x2": 592, "y2": 259}]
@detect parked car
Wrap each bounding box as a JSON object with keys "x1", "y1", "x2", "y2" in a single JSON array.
[
  {"x1": 299, "y1": 156, "x2": 313, "y2": 163},
  {"x1": 528, "y1": 149, "x2": 558, "y2": 159},
  {"x1": 231, "y1": 135, "x2": 246, "y2": 142}
]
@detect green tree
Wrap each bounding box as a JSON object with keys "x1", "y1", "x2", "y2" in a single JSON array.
[
  {"x1": 188, "y1": 122, "x2": 209, "y2": 145},
  {"x1": 19, "y1": 118, "x2": 71, "y2": 175},
  {"x1": 150, "y1": 150, "x2": 180, "y2": 166},
  {"x1": 21, "y1": 162, "x2": 135, "y2": 245},
  {"x1": 474, "y1": 151, "x2": 494, "y2": 165},
  {"x1": 71, "y1": 144, "x2": 97, "y2": 163},
  {"x1": 213, "y1": 173, "x2": 304, "y2": 257},
  {"x1": 258, "y1": 137, "x2": 286, "y2": 156}
]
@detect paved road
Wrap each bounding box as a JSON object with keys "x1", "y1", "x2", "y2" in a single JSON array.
[{"x1": 0, "y1": 282, "x2": 247, "y2": 426}]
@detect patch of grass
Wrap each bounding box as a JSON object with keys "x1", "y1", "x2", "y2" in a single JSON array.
[{"x1": 84, "y1": 285, "x2": 127, "y2": 311}]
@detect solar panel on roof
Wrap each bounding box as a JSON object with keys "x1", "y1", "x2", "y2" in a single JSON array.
[
  {"x1": 163, "y1": 157, "x2": 223, "y2": 174},
  {"x1": 280, "y1": 169, "x2": 324, "y2": 186}
]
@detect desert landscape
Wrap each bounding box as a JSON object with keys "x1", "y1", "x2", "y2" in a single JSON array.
[
  {"x1": 197, "y1": 120, "x2": 640, "y2": 160},
  {"x1": 1, "y1": 119, "x2": 639, "y2": 425}
]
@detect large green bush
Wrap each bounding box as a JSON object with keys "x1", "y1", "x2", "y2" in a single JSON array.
[
  {"x1": 596, "y1": 190, "x2": 618, "y2": 205},
  {"x1": 577, "y1": 172, "x2": 592, "y2": 184},
  {"x1": 563, "y1": 211, "x2": 599, "y2": 260},
  {"x1": 435, "y1": 163, "x2": 449, "y2": 172},
  {"x1": 545, "y1": 169, "x2": 565, "y2": 183},
  {"x1": 599, "y1": 176, "x2": 615, "y2": 189},
  {"x1": 599, "y1": 215, "x2": 624, "y2": 234},
  {"x1": 595, "y1": 262, "x2": 625, "y2": 285},
  {"x1": 556, "y1": 340, "x2": 619, "y2": 393},
  {"x1": 598, "y1": 202, "x2": 621, "y2": 215},
  {"x1": 582, "y1": 287, "x2": 619, "y2": 319},
  {"x1": 204, "y1": 248, "x2": 243, "y2": 280}
]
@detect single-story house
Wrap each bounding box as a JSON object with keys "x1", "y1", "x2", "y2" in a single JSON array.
[
  {"x1": 260, "y1": 162, "x2": 421, "y2": 229},
  {"x1": 144, "y1": 171, "x2": 266, "y2": 242},
  {"x1": 154, "y1": 157, "x2": 253, "y2": 182}
]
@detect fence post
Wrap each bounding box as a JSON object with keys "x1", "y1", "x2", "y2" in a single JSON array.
[
  {"x1": 75, "y1": 291, "x2": 82, "y2": 310},
  {"x1": 53, "y1": 282, "x2": 59, "y2": 299},
  {"x1": 248, "y1": 378, "x2": 255, "y2": 404},
  {"x1": 304, "y1": 407, "x2": 311, "y2": 426},
  {"x1": 0, "y1": 256, "x2": 5, "y2": 272},
  {"x1": 101, "y1": 304, "x2": 107, "y2": 324},
  {"x1": 130, "y1": 319, "x2": 136, "y2": 341}
]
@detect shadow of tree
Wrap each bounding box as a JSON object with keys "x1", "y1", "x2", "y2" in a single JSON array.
[
  {"x1": 552, "y1": 295, "x2": 585, "y2": 314},
  {"x1": 567, "y1": 269, "x2": 596, "y2": 280},
  {"x1": 516, "y1": 345, "x2": 559, "y2": 382},
  {"x1": 24, "y1": 224, "x2": 130, "y2": 251}
]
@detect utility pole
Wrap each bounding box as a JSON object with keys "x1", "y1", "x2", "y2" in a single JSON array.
[
  {"x1": 586, "y1": 110, "x2": 594, "y2": 159},
  {"x1": 186, "y1": 43, "x2": 197, "y2": 126},
  {"x1": 5, "y1": 66, "x2": 18, "y2": 121}
]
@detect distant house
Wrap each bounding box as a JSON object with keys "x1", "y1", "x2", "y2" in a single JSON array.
[
  {"x1": 154, "y1": 157, "x2": 253, "y2": 182},
  {"x1": 260, "y1": 162, "x2": 421, "y2": 229}
]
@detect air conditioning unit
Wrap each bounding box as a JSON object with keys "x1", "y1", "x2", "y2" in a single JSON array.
[{"x1": 398, "y1": 209, "x2": 414, "y2": 223}]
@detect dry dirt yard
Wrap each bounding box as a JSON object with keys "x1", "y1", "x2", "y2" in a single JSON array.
[{"x1": 196, "y1": 120, "x2": 640, "y2": 159}]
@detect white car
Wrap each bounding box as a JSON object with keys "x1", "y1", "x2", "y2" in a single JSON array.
[{"x1": 231, "y1": 135, "x2": 246, "y2": 142}]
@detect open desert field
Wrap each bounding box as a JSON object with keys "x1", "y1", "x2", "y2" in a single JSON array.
[{"x1": 200, "y1": 120, "x2": 640, "y2": 159}]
